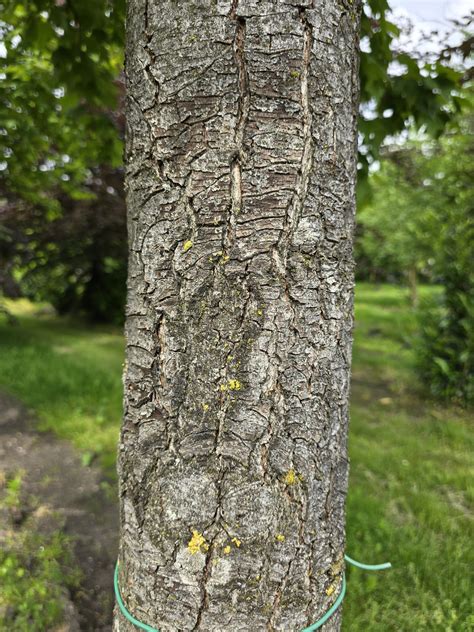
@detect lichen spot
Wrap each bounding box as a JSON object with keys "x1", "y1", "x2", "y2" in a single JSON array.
[
  {"x1": 330, "y1": 558, "x2": 344, "y2": 576},
  {"x1": 232, "y1": 537, "x2": 241, "y2": 548},
  {"x1": 223, "y1": 545, "x2": 231, "y2": 555},
  {"x1": 326, "y1": 583, "x2": 336, "y2": 597},
  {"x1": 284, "y1": 468, "x2": 298, "y2": 485},
  {"x1": 202, "y1": 403, "x2": 209, "y2": 412},
  {"x1": 188, "y1": 530, "x2": 208, "y2": 555},
  {"x1": 183, "y1": 240, "x2": 193, "y2": 252},
  {"x1": 276, "y1": 534, "x2": 285, "y2": 542},
  {"x1": 220, "y1": 379, "x2": 241, "y2": 392}
]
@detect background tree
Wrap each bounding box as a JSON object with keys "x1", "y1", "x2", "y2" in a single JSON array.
[
  {"x1": 355, "y1": 152, "x2": 438, "y2": 302},
  {"x1": 356, "y1": 100, "x2": 474, "y2": 405},
  {"x1": 1, "y1": 166, "x2": 127, "y2": 322},
  {"x1": 116, "y1": 0, "x2": 360, "y2": 629},
  {"x1": 414, "y1": 108, "x2": 474, "y2": 405},
  {"x1": 0, "y1": 0, "x2": 126, "y2": 320}
]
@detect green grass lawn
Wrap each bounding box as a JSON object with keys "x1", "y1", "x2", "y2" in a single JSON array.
[
  {"x1": 0, "y1": 300, "x2": 124, "y2": 474},
  {"x1": 346, "y1": 284, "x2": 473, "y2": 631},
  {"x1": 0, "y1": 285, "x2": 472, "y2": 630}
]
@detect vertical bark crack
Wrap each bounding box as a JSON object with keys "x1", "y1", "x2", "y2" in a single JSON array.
[
  {"x1": 228, "y1": 0, "x2": 239, "y2": 20},
  {"x1": 192, "y1": 542, "x2": 214, "y2": 632},
  {"x1": 224, "y1": 14, "x2": 249, "y2": 252},
  {"x1": 298, "y1": 7, "x2": 314, "y2": 228},
  {"x1": 184, "y1": 171, "x2": 198, "y2": 243},
  {"x1": 273, "y1": 6, "x2": 314, "y2": 272},
  {"x1": 233, "y1": 17, "x2": 250, "y2": 153}
]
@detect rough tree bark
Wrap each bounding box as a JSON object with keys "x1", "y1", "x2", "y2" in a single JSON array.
[{"x1": 116, "y1": 1, "x2": 360, "y2": 630}]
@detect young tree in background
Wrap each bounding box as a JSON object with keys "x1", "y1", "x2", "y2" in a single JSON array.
[
  {"x1": 116, "y1": 1, "x2": 360, "y2": 630},
  {"x1": 356, "y1": 102, "x2": 474, "y2": 405}
]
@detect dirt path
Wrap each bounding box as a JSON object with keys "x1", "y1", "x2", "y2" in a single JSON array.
[{"x1": 0, "y1": 391, "x2": 118, "y2": 631}]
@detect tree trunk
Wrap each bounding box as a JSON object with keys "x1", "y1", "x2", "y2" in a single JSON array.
[
  {"x1": 406, "y1": 266, "x2": 418, "y2": 307},
  {"x1": 116, "y1": 1, "x2": 360, "y2": 630}
]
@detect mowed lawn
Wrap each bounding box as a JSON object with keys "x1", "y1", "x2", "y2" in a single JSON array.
[
  {"x1": 0, "y1": 284, "x2": 472, "y2": 631},
  {"x1": 0, "y1": 300, "x2": 124, "y2": 474}
]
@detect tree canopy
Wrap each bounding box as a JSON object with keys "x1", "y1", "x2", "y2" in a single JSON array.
[
  {"x1": 0, "y1": 0, "x2": 470, "y2": 322},
  {"x1": 0, "y1": 0, "x2": 125, "y2": 206},
  {"x1": 0, "y1": 0, "x2": 467, "y2": 200}
]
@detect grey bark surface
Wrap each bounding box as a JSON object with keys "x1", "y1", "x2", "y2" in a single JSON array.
[{"x1": 117, "y1": 1, "x2": 360, "y2": 630}]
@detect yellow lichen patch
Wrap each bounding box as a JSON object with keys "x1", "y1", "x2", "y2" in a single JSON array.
[
  {"x1": 275, "y1": 534, "x2": 285, "y2": 542},
  {"x1": 220, "y1": 379, "x2": 242, "y2": 392},
  {"x1": 202, "y1": 403, "x2": 209, "y2": 412},
  {"x1": 209, "y1": 249, "x2": 230, "y2": 265},
  {"x1": 326, "y1": 583, "x2": 336, "y2": 597},
  {"x1": 283, "y1": 468, "x2": 298, "y2": 485},
  {"x1": 330, "y1": 558, "x2": 344, "y2": 576},
  {"x1": 183, "y1": 240, "x2": 193, "y2": 252},
  {"x1": 232, "y1": 537, "x2": 241, "y2": 548},
  {"x1": 223, "y1": 545, "x2": 231, "y2": 555},
  {"x1": 187, "y1": 530, "x2": 208, "y2": 555}
]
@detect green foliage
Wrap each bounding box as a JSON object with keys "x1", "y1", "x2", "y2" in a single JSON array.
[
  {"x1": 417, "y1": 297, "x2": 474, "y2": 405},
  {"x1": 0, "y1": 472, "x2": 81, "y2": 630},
  {"x1": 355, "y1": 158, "x2": 436, "y2": 283},
  {"x1": 358, "y1": 0, "x2": 466, "y2": 194},
  {"x1": 0, "y1": 1, "x2": 127, "y2": 321},
  {"x1": 0, "y1": 0, "x2": 464, "y2": 200},
  {"x1": 8, "y1": 167, "x2": 127, "y2": 323},
  {"x1": 0, "y1": 533, "x2": 78, "y2": 630},
  {"x1": 414, "y1": 115, "x2": 474, "y2": 405},
  {"x1": 357, "y1": 105, "x2": 474, "y2": 405},
  {"x1": 0, "y1": 0, "x2": 124, "y2": 205}
]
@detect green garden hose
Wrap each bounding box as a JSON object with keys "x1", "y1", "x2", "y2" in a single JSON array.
[{"x1": 114, "y1": 554, "x2": 391, "y2": 631}]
